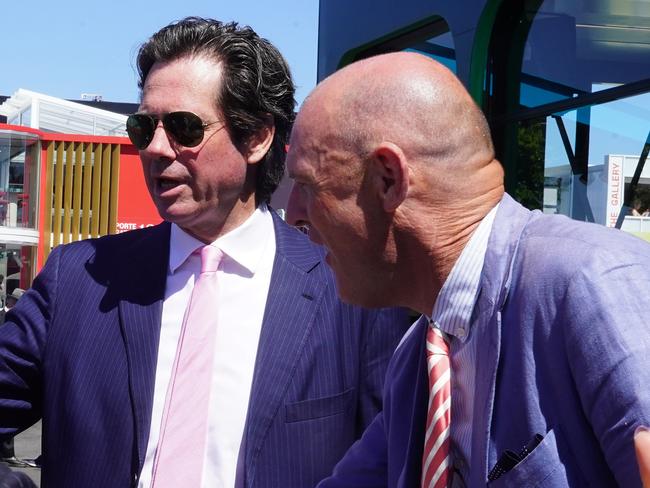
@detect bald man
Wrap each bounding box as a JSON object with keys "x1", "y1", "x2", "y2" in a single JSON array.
[{"x1": 286, "y1": 52, "x2": 650, "y2": 487}]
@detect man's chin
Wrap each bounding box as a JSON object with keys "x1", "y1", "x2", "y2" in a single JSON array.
[
  {"x1": 155, "y1": 202, "x2": 194, "y2": 225},
  {"x1": 323, "y1": 254, "x2": 383, "y2": 308},
  {"x1": 332, "y1": 277, "x2": 375, "y2": 308}
]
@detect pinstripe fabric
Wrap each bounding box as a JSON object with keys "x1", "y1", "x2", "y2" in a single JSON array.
[
  {"x1": 0, "y1": 223, "x2": 171, "y2": 488},
  {"x1": 5, "y1": 223, "x2": 169, "y2": 488},
  {"x1": 242, "y1": 212, "x2": 412, "y2": 487},
  {"x1": 430, "y1": 203, "x2": 497, "y2": 481},
  {"x1": 0, "y1": 214, "x2": 412, "y2": 488}
]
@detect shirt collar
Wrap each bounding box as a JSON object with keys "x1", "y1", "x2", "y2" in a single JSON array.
[
  {"x1": 168, "y1": 204, "x2": 274, "y2": 276},
  {"x1": 429, "y1": 203, "x2": 499, "y2": 342}
]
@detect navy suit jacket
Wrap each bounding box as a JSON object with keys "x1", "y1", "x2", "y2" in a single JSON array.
[
  {"x1": 0, "y1": 213, "x2": 410, "y2": 487},
  {"x1": 320, "y1": 194, "x2": 650, "y2": 487}
]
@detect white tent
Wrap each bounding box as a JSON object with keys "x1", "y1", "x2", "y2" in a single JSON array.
[{"x1": 0, "y1": 88, "x2": 127, "y2": 137}]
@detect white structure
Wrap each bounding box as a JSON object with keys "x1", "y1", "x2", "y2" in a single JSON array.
[
  {"x1": 544, "y1": 154, "x2": 650, "y2": 236},
  {"x1": 0, "y1": 89, "x2": 127, "y2": 136}
]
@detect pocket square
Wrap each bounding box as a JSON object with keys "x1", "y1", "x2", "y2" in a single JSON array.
[{"x1": 488, "y1": 433, "x2": 544, "y2": 482}]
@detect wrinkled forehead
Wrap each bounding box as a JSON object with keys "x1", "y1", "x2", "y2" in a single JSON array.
[
  {"x1": 286, "y1": 124, "x2": 317, "y2": 178},
  {"x1": 139, "y1": 56, "x2": 223, "y2": 115},
  {"x1": 292, "y1": 87, "x2": 344, "y2": 148},
  {"x1": 293, "y1": 95, "x2": 323, "y2": 135},
  {"x1": 288, "y1": 82, "x2": 359, "y2": 171},
  {"x1": 288, "y1": 101, "x2": 322, "y2": 155}
]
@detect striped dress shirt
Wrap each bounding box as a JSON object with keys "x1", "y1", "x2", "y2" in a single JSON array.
[{"x1": 428, "y1": 203, "x2": 498, "y2": 484}]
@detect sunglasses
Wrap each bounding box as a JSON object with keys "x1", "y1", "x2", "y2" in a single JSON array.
[{"x1": 126, "y1": 111, "x2": 222, "y2": 150}]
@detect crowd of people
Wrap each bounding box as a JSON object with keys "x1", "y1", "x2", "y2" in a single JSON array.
[{"x1": 1, "y1": 16, "x2": 649, "y2": 488}]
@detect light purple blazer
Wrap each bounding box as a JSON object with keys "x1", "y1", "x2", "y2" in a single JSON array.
[{"x1": 320, "y1": 193, "x2": 650, "y2": 487}]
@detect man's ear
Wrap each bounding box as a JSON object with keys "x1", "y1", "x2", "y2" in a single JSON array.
[
  {"x1": 371, "y1": 142, "x2": 409, "y2": 212},
  {"x1": 246, "y1": 115, "x2": 275, "y2": 164}
]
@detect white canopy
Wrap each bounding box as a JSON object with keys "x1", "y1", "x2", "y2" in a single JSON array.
[{"x1": 0, "y1": 89, "x2": 127, "y2": 137}]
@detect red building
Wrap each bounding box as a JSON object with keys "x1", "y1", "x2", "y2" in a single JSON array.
[{"x1": 0, "y1": 90, "x2": 161, "y2": 297}]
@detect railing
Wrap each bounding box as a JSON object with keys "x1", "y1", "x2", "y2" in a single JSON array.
[{"x1": 621, "y1": 215, "x2": 650, "y2": 233}]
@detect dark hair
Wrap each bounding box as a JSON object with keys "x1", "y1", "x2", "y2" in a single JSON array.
[{"x1": 136, "y1": 17, "x2": 296, "y2": 203}]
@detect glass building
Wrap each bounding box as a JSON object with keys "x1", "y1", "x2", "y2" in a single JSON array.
[
  {"x1": 317, "y1": 0, "x2": 650, "y2": 241},
  {"x1": 0, "y1": 91, "x2": 160, "y2": 299},
  {"x1": 0, "y1": 128, "x2": 39, "y2": 299}
]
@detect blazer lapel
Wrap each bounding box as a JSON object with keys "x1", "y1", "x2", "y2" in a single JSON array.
[
  {"x1": 398, "y1": 316, "x2": 429, "y2": 487},
  {"x1": 243, "y1": 214, "x2": 326, "y2": 485},
  {"x1": 468, "y1": 195, "x2": 531, "y2": 487},
  {"x1": 117, "y1": 222, "x2": 170, "y2": 470}
]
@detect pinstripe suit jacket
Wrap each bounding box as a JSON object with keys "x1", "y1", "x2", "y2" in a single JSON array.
[{"x1": 0, "y1": 213, "x2": 410, "y2": 488}]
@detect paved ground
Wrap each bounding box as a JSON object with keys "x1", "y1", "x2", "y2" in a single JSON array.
[{"x1": 3, "y1": 421, "x2": 41, "y2": 486}]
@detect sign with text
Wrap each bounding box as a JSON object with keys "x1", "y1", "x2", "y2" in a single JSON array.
[
  {"x1": 116, "y1": 145, "x2": 162, "y2": 233},
  {"x1": 605, "y1": 155, "x2": 624, "y2": 227}
]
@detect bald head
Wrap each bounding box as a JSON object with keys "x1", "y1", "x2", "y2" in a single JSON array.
[
  {"x1": 296, "y1": 52, "x2": 502, "y2": 204},
  {"x1": 287, "y1": 52, "x2": 505, "y2": 312}
]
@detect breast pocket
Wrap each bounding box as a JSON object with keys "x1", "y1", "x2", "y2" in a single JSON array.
[
  {"x1": 285, "y1": 388, "x2": 355, "y2": 423},
  {"x1": 488, "y1": 428, "x2": 571, "y2": 488}
]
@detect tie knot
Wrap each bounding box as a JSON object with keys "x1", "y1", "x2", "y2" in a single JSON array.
[
  {"x1": 426, "y1": 326, "x2": 449, "y2": 356},
  {"x1": 200, "y1": 245, "x2": 223, "y2": 273}
]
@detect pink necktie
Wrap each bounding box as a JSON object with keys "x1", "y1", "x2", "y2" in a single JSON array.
[
  {"x1": 421, "y1": 325, "x2": 451, "y2": 488},
  {"x1": 152, "y1": 245, "x2": 223, "y2": 487}
]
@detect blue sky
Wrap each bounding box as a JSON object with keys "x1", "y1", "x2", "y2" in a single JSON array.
[{"x1": 1, "y1": 0, "x2": 319, "y2": 106}]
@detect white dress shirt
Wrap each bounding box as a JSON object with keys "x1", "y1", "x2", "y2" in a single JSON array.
[
  {"x1": 138, "y1": 205, "x2": 276, "y2": 488},
  {"x1": 429, "y1": 203, "x2": 498, "y2": 483}
]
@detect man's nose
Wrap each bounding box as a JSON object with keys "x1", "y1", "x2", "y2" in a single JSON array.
[
  {"x1": 142, "y1": 122, "x2": 175, "y2": 158},
  {"x1": 286, "y1": 182, "x2": 308, "y2": 230}
]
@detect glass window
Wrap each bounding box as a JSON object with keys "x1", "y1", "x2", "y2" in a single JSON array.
[
  {"x1": 488, "y1": 0, "x2": 650, "y2": 241},
  {"x1": 351, "y1": 17, "x2": 457, "y2": 74},
  {"x1": 520, "y1": 1, "x2": 650, "y2": 108},
  {"x1": 0, "y1": 130, "x2": 39, "y2": 229},
  {"x1": 20, "y1": 108, "x2": 31, "y2": 127},
  {"x1": 405, "y1": 30, "x2": 456, "y2": 73},
  {"x1": 0, "y1": 244, "x2": 36, "y2": 305}
]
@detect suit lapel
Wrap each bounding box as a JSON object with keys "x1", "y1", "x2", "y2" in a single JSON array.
[
  {"x1": 468, "y1": 195, "x2": 531, "y2": 487},
  {"x1": 399, "y1": 316, "x2": 429, "y2": 487},
  {"x1": 117, "y1": 222, "x2": 170, "y2": 470},
  {"x1": 243, "y1": 213, "x2": 325, "y2": 485}
]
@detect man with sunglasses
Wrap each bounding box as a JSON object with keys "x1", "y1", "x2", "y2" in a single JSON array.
[{"x1": 0, "y1": 17, "x2": 410, "y2": 488}]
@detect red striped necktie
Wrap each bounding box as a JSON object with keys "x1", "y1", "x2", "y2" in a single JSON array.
[{"x1": 421, "y1": 324, "x2": 451, "y2": 488}]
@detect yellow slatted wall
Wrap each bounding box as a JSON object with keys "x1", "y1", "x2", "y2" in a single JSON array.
[{"x1": 42, "y1": 141, "x2": 121, "y2": 261}]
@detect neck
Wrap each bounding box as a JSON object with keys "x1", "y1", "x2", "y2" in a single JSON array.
[
  {"x1": 183, "y1": 196, "x2": 258, "y2": 244},
  {"x1": 392, "y1": 193, "x2": 500, "y2": 315}
]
